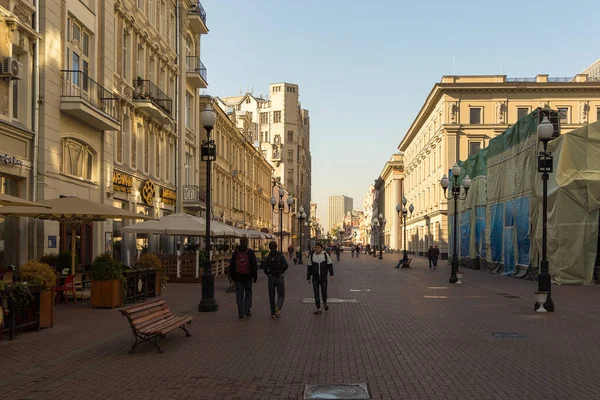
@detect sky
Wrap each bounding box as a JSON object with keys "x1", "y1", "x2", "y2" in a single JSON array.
[{"x1": 202, "y1": 0, "x2": 599, "y2": 231}]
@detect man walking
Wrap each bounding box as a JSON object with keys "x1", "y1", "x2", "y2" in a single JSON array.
[
  {"x1": 263, "y1": 241, "x2": 288, "y2": 318},
  {"x1": 230, "y1": 237, "x2": 258, "y2": 319},
  {"x1": 356, "y1": 244, "x2": 360, "y2": 258},
  {"x1": 334, "y1": 244, "x2": 341, "y2": 262},
  {"x1": 307, "y1": 242, "x2": 334, "y2": 315},
  {"x1": 433, "y1": 244, "x2": 440, "y2": 269},
  {"x1": 427, "y1": 244, "x2": 435, "y2": 269}
]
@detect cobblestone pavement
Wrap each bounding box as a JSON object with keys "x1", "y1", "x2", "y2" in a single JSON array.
[{"x1": 2, "y1": 254, "x2": 600, "y2": 400}]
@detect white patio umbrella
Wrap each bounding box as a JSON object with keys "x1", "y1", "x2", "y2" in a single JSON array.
[
  {"x1": 0, "y1": 193, "x2": 51, "y2": 207},
  {"x1": 0, "y1": 196, "x2": 155, "y2": 274},
  {"x1": 122, "y1": 213, "x2": 245, "y2": 237}
]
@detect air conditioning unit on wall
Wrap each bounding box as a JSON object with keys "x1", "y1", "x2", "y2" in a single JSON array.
[{"x1": 1, "y1": 57, "x2": 20, "y2": 79}]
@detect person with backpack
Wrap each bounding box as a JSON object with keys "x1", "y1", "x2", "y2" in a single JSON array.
[
  {"x1": 263, "y1": 240, "x2": 288, "y2": 318},
  {"x1": 307, "y1": 242, "x2": 334, "y2": 315},
  {"x1": 230, "y1": 237, "x2": 258, "y2": 319}
]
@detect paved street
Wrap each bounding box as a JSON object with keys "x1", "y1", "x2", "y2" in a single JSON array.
[{"x1": 2, "y1": 254, "x2": 600, "y2": 400}]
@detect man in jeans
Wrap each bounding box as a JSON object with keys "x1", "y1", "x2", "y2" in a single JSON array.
[
  {"x1": 263, "y1": 241, "x2": 288, "y2": 318},
  {"x1": 307, "y1": 242, "x2": 334, "y2": 314},
  {"x1": 230, "y1": 237, "x2": 258, "y2": 319}
]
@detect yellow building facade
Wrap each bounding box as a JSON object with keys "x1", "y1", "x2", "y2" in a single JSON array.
[
  {"x1": 399, "y1": 74, "x2": 600, "y2": 258},
  {"x1": 374, "y1": 153, "x2": 404, "y2": 251}
]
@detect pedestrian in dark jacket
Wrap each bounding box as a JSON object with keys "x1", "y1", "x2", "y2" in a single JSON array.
[
  {"x1": 427, "y1": 245, "x2": 435, "y2": 269},
  {"x1": 230, "y1": 237, "x2": 258, "y2": 319},
  {"x1": 263, "y1": 241, "x2": 288, "y2": 318},
  {"x1": 307, "y1": 242, "x2": 334, "y2": 314},
  {"x1": 433, "y1": 245, "x2": 440, "y2": 269}
]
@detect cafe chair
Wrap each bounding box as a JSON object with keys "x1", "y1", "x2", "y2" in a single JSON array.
[{"x1": 54, "y1": 275, "x2": 77, "y2": 306}]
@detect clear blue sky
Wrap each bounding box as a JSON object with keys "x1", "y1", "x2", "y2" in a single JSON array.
[{"x1": 202, "y1": 0, "x2": 599, "y2": 230}]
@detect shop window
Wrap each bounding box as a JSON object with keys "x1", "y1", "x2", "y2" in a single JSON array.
[{"x1": 62, "y1": 138, "x2": 96, "y2": 181}]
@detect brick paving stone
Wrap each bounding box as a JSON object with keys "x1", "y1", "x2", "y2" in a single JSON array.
[{"x1": 1, "y1": 254, "x2": 600, "y2": 399}]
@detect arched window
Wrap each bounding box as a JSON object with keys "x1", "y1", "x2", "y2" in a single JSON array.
[{"x1": 62, "y1": 138, "x2": 96, "y2": 181}]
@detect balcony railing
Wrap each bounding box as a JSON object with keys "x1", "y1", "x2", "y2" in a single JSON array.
[
  {"x1": 188, "y1": 1, "x2": 207, "y2": 25},
  {"x1": 186, "y1": 56, "x2": 207, "y2": 81},
  {"x1": 183, "y1": 185, "x2": 206, "y2": 204},
  {"x1": 61, "y1": 70, "x2": 120, "y2": 121},
  {"x1": 133, "y1": 79, "x2": 173, "y2": 115}
]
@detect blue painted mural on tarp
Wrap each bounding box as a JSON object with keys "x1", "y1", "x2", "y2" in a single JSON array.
[
  {"x1": 512, "y1": 196, "x2": 530, "y2": 266},
  {"x1": 475, "y1": 206, "x2": 486, "y2": 258},
  {"x1": 460, "y1": 211, "x2": 471, "y2": 257},
  {"x1": 503, "y1": 200, "x2": 516, "y2": 275},
  {"x1": 490, "y1": 203, "x2": 503, "y2": 262}
]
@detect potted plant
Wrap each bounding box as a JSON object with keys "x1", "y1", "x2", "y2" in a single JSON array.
[
  {"x1": 135, "y1": 253, "x2": 167, "y2": 296},
  {"x1": 19, "y1": 260, "x2": 56, "y2": 328},
  {"x1": 90, "y1": 253, "x2": 123, "y2": 309}
]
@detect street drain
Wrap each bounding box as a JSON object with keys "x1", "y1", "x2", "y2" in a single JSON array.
[
  {"x1": 302, "y1": 298, "x2": 358, "y2": 303},
  {"x1": 494, "y1": 292, "x2": 521, "y2": 299},
  {"x1": 304, "y1": 383, "x2": 370, "y2": 399},
  {"x1": 490, "y1": 332, "x2": 527, "y2": 339}
]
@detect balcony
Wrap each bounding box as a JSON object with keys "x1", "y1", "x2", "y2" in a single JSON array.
[
  {"x1": 188, "y1": 1, "x2": 208, "y2": 34},
  {"x1": 183, "y1": 185, "x2": 206, "y2": 210},
  {"x1": 132, "y1": 79, "x2": 173, "y2": 123},
  {"x1": 186, "y1": 56, "x2": 208, "y2": 88},
  {"x1": 60, "y1": 70, "x2": 120, "y2": 131}
]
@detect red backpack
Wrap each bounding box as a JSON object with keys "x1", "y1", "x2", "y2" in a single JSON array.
[{"x1": 235, "y1": 249, "x2": 251, "y2": 276}]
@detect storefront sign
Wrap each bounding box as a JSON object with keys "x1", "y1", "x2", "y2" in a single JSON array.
[
  {"x1": 160, "y1": 188, "x2": 177, "y2": 206},
  {"x1": 141, "y1": 180, "x2": 155, "y2": 205},
  {"x1": 0, "y1": 154, "x2": 23, "y2": 166},
  {"x1": 112, "y1": 171, "x2": 134, "y2": 194},
  {"x1": 48, "y1": 236, "x2": 57, "y2": 249}
]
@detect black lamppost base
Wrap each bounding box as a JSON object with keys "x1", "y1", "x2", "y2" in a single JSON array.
[
  {"x1": 534, "y1": 296, "x2": 555, "y2": 312},
  {"x1": 449, "y1": 260, "x2": 459, "y2": 283},
  {"x1": 535, "y1": 267, "x2": 555, "y2": 312},
  {"x1": 198, "y1": 262, "x2": 218, "y2": 312}
]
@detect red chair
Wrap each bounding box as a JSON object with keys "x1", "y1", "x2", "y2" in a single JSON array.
[{"x1": 54, "y1": 275, "x2": 77, "y2": 306}]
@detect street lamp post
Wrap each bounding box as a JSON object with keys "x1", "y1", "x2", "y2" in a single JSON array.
[
  {"x1": 377, "y1": 214, "x2": 386, "y2": 259},
  {"x1": 371, "y1": 219, "x2": 378, "y2": 257},
  {"x1": 296, "y1": 206, "x2": 307, "y2": 264},
  {"x1": 271, "y1": 181, "x2": 294, "y2": 252},
  {"x1": 536, "y1": 115, "x2": 555, "y2": 312},
  {"x1": 396, "y1": 198, "x2": 414, "y2": 267},
  {"x1": 440, "y1": 164, "x2": 471, "y2": 284},
  {"x1": 338, "y1": 227, "x2": 344, "y2": 251},
  {"x1": 199, "y1": 103, "x2": 218, "y2": 312}
]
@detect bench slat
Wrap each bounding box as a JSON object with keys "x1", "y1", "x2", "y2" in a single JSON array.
[
  {"x1": 134, "y1": 313, "x2": 175, "y2": 331},
  {"x1": 121, "y1": 299, "x2": 166, "y2": 315},
  {"x1": 131, "y1": 307, "x2": 172, "y2": 327},
  {"x1": 139, "y1": 316, "x2": 180, "y2": 334},
  {"x1": 141, "y1": 316, "x2": 192, "y2": 335},
  {"x1": 154, "y1": 317, "x2": 193, "y2": 335},
  {"x1": 127, "y1": 304, "x2": 169, "y2": 321}
]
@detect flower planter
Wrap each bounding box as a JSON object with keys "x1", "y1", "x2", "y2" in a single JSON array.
[
  {"x1": 39, "y1": 291, "x2": 55, "y2": 328},
  {"x1": 91, "y1": 280, "x2": 122, "y2": 309}
]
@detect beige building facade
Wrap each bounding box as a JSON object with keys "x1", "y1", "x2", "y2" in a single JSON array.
[
  {"x1": 399, "y1": 74, "x2": 600, "y2": 258},
  {"x1": 374, "y1": 153, "x2": 404, "y2": 251}
]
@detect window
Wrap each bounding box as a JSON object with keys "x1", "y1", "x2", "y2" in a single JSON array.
[
  {"x1": 273, "y1": 111, "x2": 281, "y2": 123},
  {"x1": 136, "y1": 44, "x2": 144, "y2": 78},
  {"x1": 558, "y1": 107, "x2": 569, "y2": 123},
  {"x1": 469, "y1": 108, "x2": 482, "y2": 124},
  {"x1": 122, "y1": 32, "x2": 129, "y2": 79},
  {"x1": 517, "y1": 107, "x2": 529, "y2": 121},
  {"x1": 185, "y1": 92, "x2": 192, "y2": 128},
  {"x1": 287, "y1": 131, "x2": 293, "y2": 143},
  {"x1": 62, "y1": 139, "x2": 95, "y2": 181},
  {"x1": 245, "y1": 98, "x2": 251, "y2": 104},
  {"x1": 287, "y1": 149, "x2": 293, "y2": 161},
  {"x1": 160, "y1": 1, "x2": 166, "y2": 36},
  {"x1": 260, "y1": 112, "x2": 269, "y2": 124},
  {"x1": 67, "y1": 17, "x2": 91, "y2": 90},
  {"x1": 469, "y1": 142, "x2": 481, "y2": 156},
  {"x1": 138, "y1": 0, "x2": 144, "y2": 11},
  {"x1": 288, "y1": 169, "x2": 294, "y2": 179}
]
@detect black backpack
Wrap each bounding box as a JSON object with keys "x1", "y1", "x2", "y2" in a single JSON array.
[{"x1": 266, "y1": 254, "x2": 285, "y2": 276}]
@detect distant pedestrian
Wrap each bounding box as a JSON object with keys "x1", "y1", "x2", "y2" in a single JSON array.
[
  {"x1": 334, "y1": 245, "x2": 341, "y2": 262},
  {"x1": 263, "y1": 241, "x2": 288, "y2": 319},
  {"x1": 433, "y1": 245, "x2": 440, "y2": 269},
  {"x1": 351, "y1": 245, "x2": 355, "y2": 258},
  {"x1": 427, "y1": 245, "x2": 435, "y2": 269},
  {"x1": 355, "y1": 244, "x2": 360, "y2": 258},
  {"x1": 230, "y1": 237, "x2": 258, "y2": 319},
  {"x1": 287, "y1": 245, "x2": 294, "y2": 260},
  {"x1": 307, "y1": 242, "x2": 334, "y2": 314}
]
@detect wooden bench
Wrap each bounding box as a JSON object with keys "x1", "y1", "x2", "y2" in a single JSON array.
[{"x1": 120, "y1": 299, "x2": 192, "y2": 353}]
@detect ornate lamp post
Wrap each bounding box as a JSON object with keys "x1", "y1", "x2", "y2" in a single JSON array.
[
  {"x1": 338, "y1": 227, "x2": 344, "y2": 249},
  {"x1": 199, "y1": 103, "x2": 218, "y2": 312},
  {"x1": 396, "y1": 198, "x2": 414, "y2": 267},
  {"x1": 371, "y1": 218, "x2": 378, "y2": 257},
  {"x1": 296, "y1": 206, "x2": 307, "y2": 263},
  {"x1": 535, "y1": 115, "x2": 555, "y2": 312},
  {"x1": 271, "y1": 181, "x2": 294, "y2": 252},
  {"x1": 440, "y1": 164, "x2": 471, "y2": 284},
  {"x1": 375, "y1": 213, "x2": 386, "y2": 259}
]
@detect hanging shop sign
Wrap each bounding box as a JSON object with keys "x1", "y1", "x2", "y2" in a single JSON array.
[
  {"x1": 0, "y1": 154, "x2": 23, "y2": 166},
  {"x1": 112, "y1": 171, "x2": 134, "y2": 194},
  {"x1": 160, "y1": 188, "x2": 177, "y2": 206},
  {"x1": 141, "y1": 180, "x2": 155, "y2": 205}
]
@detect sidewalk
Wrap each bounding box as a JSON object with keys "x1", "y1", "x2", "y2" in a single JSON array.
[{"x1": 1, "y1": 254, "x2": 600, "y2": 399}]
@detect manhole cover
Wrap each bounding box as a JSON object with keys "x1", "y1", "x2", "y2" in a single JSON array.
[
  {"x1": 304, "y1": 383, "x2": 370, "y2": 399},
  {"x1": 302, "y1": 298, "x2": 358, "y2": 303},
  {"x1": 494, "y1": 292, "x2": 520, "y2": 299},
  {"x1": 490, "y1": 332, "x2": 527, "y2": 339}
]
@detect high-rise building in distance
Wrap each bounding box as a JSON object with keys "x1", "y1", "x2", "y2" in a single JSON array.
[{"x1": 328, "y1": 195, "x2": 353, "y2": 231}]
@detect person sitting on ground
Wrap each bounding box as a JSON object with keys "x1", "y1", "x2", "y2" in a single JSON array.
[{"x1": 395, "y1": 251, "x2": 409, "y2": 269}]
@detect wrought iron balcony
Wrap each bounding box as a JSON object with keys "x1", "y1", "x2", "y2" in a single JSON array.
[
  {"x1": 188, "y1": 1, "x2": 208, "y2": 34},
  {"x1": 183, "y1": 185, "x2": 206, "y2": 208},
  {"x1": 186, "y1": 56, "x2": 208, "y2": 88},
  {"x1": 60, "y1": 70, "x2": 120, "y2": 131},
  {"x1": 132, "y1": 79, "x2": 173, "y2": 121}
]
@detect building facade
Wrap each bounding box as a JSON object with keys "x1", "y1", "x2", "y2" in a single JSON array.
[
  {"x1": 221, "y1": 83, "x2": 312, "y2": 237},
  {"x1": 399, "y1": 74, "x2": 600, "y2": 258},
  {"x1": 374, "y1": 153, "x2": 404, "y2": 251},
  {"x1": 328, "y1": 195, "x2": 352, "y2": 233}
]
